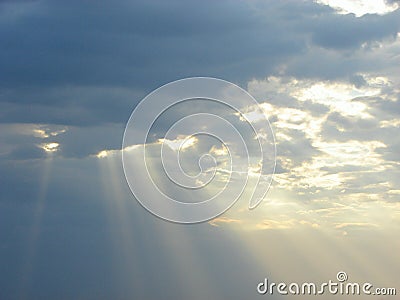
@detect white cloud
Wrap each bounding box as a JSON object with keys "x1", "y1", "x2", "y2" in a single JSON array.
[
  {"x1": 315, "y1": 0, "x2": 399, "y2": 17},
  {"x1": 158, "y1": 136, "x2": 198, "y2": 152},
  {"x1": 212, "y1": 72, "x2": 400, "y2": 231},
  {"x1": 39, "y1": 142, "x2": 59, "y2": 152}
]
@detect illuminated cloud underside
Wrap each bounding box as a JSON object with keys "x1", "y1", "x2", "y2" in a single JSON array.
[
  {"x1": 94, "y1": 70, "x2": 400, "y2": 234},
  {"x1": 315, "y1": 0, "x2": 399, "y2": 17}
]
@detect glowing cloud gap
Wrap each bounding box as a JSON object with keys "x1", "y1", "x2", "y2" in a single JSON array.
[{"x1": 122, "y1": 77, "x2": 276, "y2": 223}]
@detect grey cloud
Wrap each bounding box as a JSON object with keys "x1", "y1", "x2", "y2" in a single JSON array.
[
  {"x1": 309, "y1": 10, "x2": 400, "y2": 50},
  {"x1": 0, "y1": 87, "x2": 144, "y2": 126},
  {"x1": 55, "y1": 124, "x2": 124, "y2": 158},
  {"x1": 301, "y1": 100, "x2": 331, "y2": 116},
  {"x1": 377, "y1": 137, "x2": 400, "y2": 162},
  {"x1": 284, "y1": 36, "x2": 400, "y2": 80},
  {"x1": 1, "y1": 0, "x2": 399, "y2": 129},
  {"x1": 0, "y1": 0, "x2": 301, "y2": 89},
  {"x1": 349, "y1": 74, "x2": 368, "y2": 88},
  {"x1": 0, "y1": 123, "x2": 124, "y2": 160},
  {"x1": 320, "y1": 111, "x2": 379, "y2": 141},
  {"x1": 8, "y1": 143, "x2": 45, "y2": 160},
  {"x1": 277, "y1": 129, "x2": 321, "y2": 164},
  {"x1": 274, "y1": 159, "x2": 290, "y2": 174},
  {"x1": 385, "y1": 0, "x2": 400, "y2": 5},
  {"x1": 2, "y1": 0, "x2": 397, "y2": 90}
]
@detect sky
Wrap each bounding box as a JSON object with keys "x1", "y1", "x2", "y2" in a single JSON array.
[{"x1": 0, "y1": 0, "x2": 400, "y2": 299}]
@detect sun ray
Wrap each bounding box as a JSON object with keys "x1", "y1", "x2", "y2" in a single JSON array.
[{"x1": 18, "y1": 152, "x2": 55, "y2": 298}]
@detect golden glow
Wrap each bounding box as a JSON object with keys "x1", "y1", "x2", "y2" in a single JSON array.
[
  {"x1": 209, "y1": 145, "x2": 228, "y2": 156},
  {"x1": 209, "y1": 217, "x2": 242, "y2": 227},
  {"x1": 96, "y1": 149, "x2": 121, "y2": 158},
  {"x1": 32, "y1": 129, "x2": 49, "y2": 138},
  {"x1": 96, "y1": 150, "x2": 108, "y2": 158},
  {"x1": 380, "y1": 119, "x2": 400, "y2": 128},
  {"x1": 159, "y1": 136, "x2": 198, "y2": 151},
  {"x1": 293, "y1": 82, "x2": 377, "y2": 118},
  {"x1": 40, "y1": 142, "x2": 59, "y2": 152}
]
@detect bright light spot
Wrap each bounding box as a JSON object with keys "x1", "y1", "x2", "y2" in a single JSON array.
[
  {"x1": 33, "y1": 129, "x2": 49, "y2": 138},
  {"x1": 32, "y1": 126, "x2": 67, "y2": 138},
  {"x1": 159, "y1": 136, "x2": 198, "y2": 151},
  {"x1": 335, "y1": 222, "x2": 378, "y2": 229},
  {"x1": 363, "y1": 75, "x2": 391, "y2": 87},
  {"x1": 293, "y1": 82, "x2": 379, "y2": 118},
  {"x1": 259, "y1": 101, "x2": 323, "y2": 139},
  {"x1": 209, "y1": 145, "x2": 228, "y2": 156},
  {"x1": 380, "y1": 119, "x2": 400, "y2": 128},
  {"x1": 314, "y1": 140, "x2": 386, "y2": 159},
  {"x1": 248, "y1": 163, "x2": 262, "y2": 177},
  {"x1": 50, "y1": 128, "x2": 67, "y2": 136},
  {"x1": 95, "y1": 149, "x2": 121, "y2": 158},
  {"x1": 256, "y1": 219, "x2": 296, "y2": 230},
  {"x1": 278, "y1": 108, "x2": 308, "y2": 123},
  {"x1": 40, "y1": 142, "x2": 59, "y2": 152},
  {"x1": 209, "y1": 217, "x2": 242, "y2": 227},
  {"x1": 315, "y1": 0, "x2": 399, "y2": 17},
  {"x1": 237, "y1": 110, "x2": 266, "y2": 123},
  {"x1": 97, "y1": 150, "x2": 108, "y2": 158}
]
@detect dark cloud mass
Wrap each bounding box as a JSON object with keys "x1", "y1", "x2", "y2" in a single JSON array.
[
  {"x1": 1, "y1": 0, "x2": 399, "y2": 127},
  {"x1": 310, "y1": 10, "x2": 400, "y2": 49}
]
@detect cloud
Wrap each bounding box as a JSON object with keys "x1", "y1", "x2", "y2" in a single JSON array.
[
  {"x1": 255, "y1": 218, "x2": 320, "y2": 230},
  {"x1": 1, "y1": 0, "x2": 399, "y2": 130},
  {"x1": 315, "y1": 0, "x2": 399, "y2": 17},
  {"x1": 0, "y1": 123, "x2": 124, "y2": 159},
  {"x1": 208, "y1": 217, "x2": 242, "y2": 227},
  {"x1": 0, "y1": 0, "x2": 302, "y2": 88},
  {"x1": 335, "y1": 222, "x2": 379, "y2": 229},
  {"x1": 72, "y1": 68, "x2": 400, "y2": 232}
]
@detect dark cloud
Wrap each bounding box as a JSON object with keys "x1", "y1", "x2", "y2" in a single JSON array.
[
  {"x1": 385, "y1": 0, "x2": 400, "y2": 5},
  {"x1": 320, "y1": 111, "x2": 379, "y2": 141},
  {"x1": 349, "y1": 74, "x2": 368, "y2": 88},
  {"x1": 0, "y1": 0, "x2": 301, "y2": 89},
  {"x1": 1, "y1": 0, "x2": 399, "y2": 128},
  {"x1": 309, "y1": 10, "x2": 400, "y2": 50},
  {"x1": 3, "y1": 0, "x2": 395, "y2": 89},
  {"x1": 277, "y1": 129, "x2": 321, "y2": 164},
  {"x1": 56, "y1": 124, "x2": 124, "y2": 158},
  {"x1": 8, "y1": 143, "x2": 45, "y2": 160}
]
